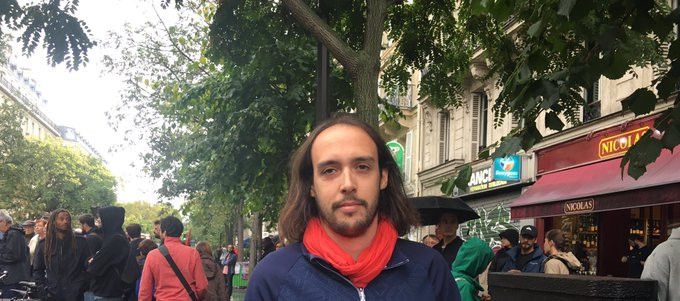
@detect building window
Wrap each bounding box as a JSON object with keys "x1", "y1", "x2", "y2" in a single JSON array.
[
  {"x1": 438, "y1": 111, "x2": 450, "y2": 164},
  {"x1": 584, "y1": 79, "x2": 601, "y2": 122},
  {"x1": 471, "y1": 92, "x2": 489, "y2": 160}
]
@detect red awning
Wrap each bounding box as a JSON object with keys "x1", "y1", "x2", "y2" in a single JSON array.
[{"x1": 511, "y1": 148, "x2": 680, "y2": 219}]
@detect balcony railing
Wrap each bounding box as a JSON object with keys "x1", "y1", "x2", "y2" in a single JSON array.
[
  {"x1": 0, "y1": 73, "x2": 59, "y2": 132},
  {"x1": 386, "y1": 84, "x2": 416, "y2": 109}
]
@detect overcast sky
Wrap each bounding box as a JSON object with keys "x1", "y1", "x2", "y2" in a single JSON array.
[{"x1": 12, "y1": 0, "x2": 183, "y2": 206}]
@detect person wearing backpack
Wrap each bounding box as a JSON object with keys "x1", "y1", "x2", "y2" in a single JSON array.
[
  {"x1": 86, "y1": 206, "x2": 131, "y2": 300},
  {"x1": 543, "y1": 229, "x2": 582, "y2": 275}
]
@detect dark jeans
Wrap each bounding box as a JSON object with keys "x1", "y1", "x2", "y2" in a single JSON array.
[{"x1": 225, "y1": 273, "x2": 235, "y2": 298}]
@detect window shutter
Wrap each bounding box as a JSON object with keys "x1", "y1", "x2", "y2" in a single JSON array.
[
  {"x1": 511, "y1": 114, "x2": 520, "y2": 129},
  {"x1": 405, "y1": 131, "x2": 413, "y2": 182},
  {"x1": 593, "y1": 79, "x2": 600, "y2": 103},
  {"x1": 471, "y1": 93, "x2": 481, "y2": 160},
  {"x1": 438, "y1": 112, "x2": 449, "y2": 164}
]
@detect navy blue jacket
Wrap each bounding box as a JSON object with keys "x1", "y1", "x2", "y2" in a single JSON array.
[
  {"x1": 500, "y1": 245, "x2": 547, "y2": 273},
  {"x1": 245, "y1": 239, "x2": 460, "y2": 301}
]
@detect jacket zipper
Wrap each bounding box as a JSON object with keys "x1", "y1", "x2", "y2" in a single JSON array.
[{"x1": 312, "y1": 257, "x2": 410, "y2": 301}]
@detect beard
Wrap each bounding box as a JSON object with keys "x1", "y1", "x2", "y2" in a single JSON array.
[{"x1": 319, "y1": 195, "x2": 378, "y2": 238}]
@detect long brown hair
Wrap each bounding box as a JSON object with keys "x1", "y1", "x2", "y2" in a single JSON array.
[
  {"x1": 278, "y1": 115, "x2": 420, "y2": 243},
  {"x1": 546, "y1": 229, "x2": 569, "y2": 252},
  {"x1": 195, "y1": 241, "x2": 212, "y2": 257},
  {"x1": 44, "y1": 209, "x2": 77, "y2": 266}
]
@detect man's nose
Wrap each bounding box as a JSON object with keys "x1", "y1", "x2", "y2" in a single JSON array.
[{"x1": 340, "y1": 168, "x2": 357, "y2": 194}]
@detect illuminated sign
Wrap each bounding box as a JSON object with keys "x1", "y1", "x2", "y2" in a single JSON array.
[
  {"x1": 598, "y1": 127, "x2": 649, "y2": 159},
  {"x1": 493, "y1": 155, "x2": 521, "y2": 181},
  {"x1": 468, "y1": 167, "x2": 508, "y2": 192}
]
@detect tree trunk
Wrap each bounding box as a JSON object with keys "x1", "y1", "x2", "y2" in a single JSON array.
[
  {"x1": 353, "y1": 63, "x2": 381, "y2": 128},
  {"x1": 249, "y1": 212, "x2": 262, "y2": 271},
  {"x1": 236, "y1": 204, "x2": 245, "y2": 262}
]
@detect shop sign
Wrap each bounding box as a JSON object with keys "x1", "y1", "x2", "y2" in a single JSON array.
[
  {"x1": 468, "y1": 167, "x2": 508, "y2": 192},
  {"x1": 598, "y1": 127, "x2": 649, "y2": 159},
  {"x1": 563, "y1": 198, "x2": 595, "y2": 215},
  {"x1": 386, "y1": 140, "x2": 404, "y2": 171},
  {"x1": 493, "y1": 155, "x2": 521, "y2": 181}
]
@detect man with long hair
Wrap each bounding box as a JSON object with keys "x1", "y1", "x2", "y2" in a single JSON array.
[
  {"x1": 33, "y1": 209, "x2": 91, "y2": 300},
  {"x1": 245, "y1": 115, "x2": 460, "y2": 300}
]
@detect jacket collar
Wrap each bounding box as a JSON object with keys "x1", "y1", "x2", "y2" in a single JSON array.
[
  {"x1": 301, "y1": 239, "x2": 410, "y2": 271},
  {"x1": 507, "y1": 244, "x2": 543, "y2": 260}
]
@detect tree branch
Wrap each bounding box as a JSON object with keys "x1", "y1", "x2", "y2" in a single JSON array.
[
  {"x1": 281, "y1": 0, "x2": 360, "y2": 74},
  {"x1": 363, "y1": 0, "x2": 388, "y2": 59}
]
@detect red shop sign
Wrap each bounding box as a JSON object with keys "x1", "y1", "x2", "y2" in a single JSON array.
[{"x1": 598, "y1": 126, "x2": 649, "y2": 159}]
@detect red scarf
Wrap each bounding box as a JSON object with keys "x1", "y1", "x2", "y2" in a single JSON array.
[{"x1": 303, "y1": 217, "x2": 397, "y2": 288}]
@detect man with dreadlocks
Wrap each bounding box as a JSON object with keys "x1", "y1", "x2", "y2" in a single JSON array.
[{"x1": 33, "y1": 209, "x2": 92, "y2": 300}]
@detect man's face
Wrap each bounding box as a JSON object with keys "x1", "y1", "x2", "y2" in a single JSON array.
[
  {"x1": 520, "y1": 235, "x2": 536, "y2": 253},
  {"x1": 310, "y1": 125, "x2": 388, "y2": 238},
  {"x1": 154, "y1": 224, "x2": 161, "y2": 239},
  {"x1": 227, "y1": 245, "x2": 234, "y2": 252},
  {"x1": 0, "y1": 220, "x2": 10, "y2": 233},
  {"x1": 35, "y1": 222, "x2": 46, "y2": 237},
  {"x1": 424, "y1": 237, "x2": 439, "y2": 248},
  {"x1": 23, "y1": 226, "x2": 35, "y2": 235},
  {"x1": 438, "y1": 213, "x2": 459, "y2": 237},
  {"x1": 55, "y1": 212, "x2": 71, "y2": 232},
  {"x1": 500, "y1": 238, "x2": 512, "y2": 249}
]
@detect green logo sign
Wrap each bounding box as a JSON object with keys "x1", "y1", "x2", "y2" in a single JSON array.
[{"x1": 386, "y1": 141, "x2": 404, "y2": 171}]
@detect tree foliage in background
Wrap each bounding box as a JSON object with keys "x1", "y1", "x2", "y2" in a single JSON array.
[
  {"x1": 439, "y1": 0, "x2": 680, "y2": 193},
  {"x1": 106, "y1": 0, "x2": 351, "y2": 246},
  {"x1": 0, "y1": 102, "x2": 116, "y2": 219},
  {"x1": 117, "y1": 200, "x2": 177, "y2": 236}
]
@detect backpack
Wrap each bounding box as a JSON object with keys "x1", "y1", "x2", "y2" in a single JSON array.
[{"x1": 545, "y1": 255, "x2": 583, "y2": 275}]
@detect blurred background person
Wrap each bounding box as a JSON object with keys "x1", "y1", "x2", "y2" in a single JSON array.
[
  {"x1": 421, "y1": 234, "x2": 440, "y2": 248},
  {"x1": 196, "y1": 241, "x2": 227, "y2": 301}
]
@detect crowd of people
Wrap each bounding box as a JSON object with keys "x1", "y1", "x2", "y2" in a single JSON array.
[{"x1": 0, "y1": 208, "x2": 241, "y2": 301}]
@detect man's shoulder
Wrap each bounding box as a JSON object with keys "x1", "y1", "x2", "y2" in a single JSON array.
[
  {"x1": 250, "y1": 243, "x2": 304, "y2": 282},
  {"x1": 396, "y1": 239, "x2": 442, "y2": 262}
]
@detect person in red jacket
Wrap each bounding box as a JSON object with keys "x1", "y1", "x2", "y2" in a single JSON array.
[{"x1": 138, "y1": 216, "x2": 207, "y2": 301}]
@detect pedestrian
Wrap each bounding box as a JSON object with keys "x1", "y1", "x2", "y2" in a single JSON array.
[
  {"x1": 542, "y1": 229, "x2": 582, "y2": 275},
  {"x1": 135, "y1": 239, "x2": 158, "y2": 298},
  {"x1": 488, "y1": 229, "x2": 519, "y2": 272},
  {"x1": 86, "y1": 206, "x2": 131, "y2": 301},
  {"x1": 33, "y1": 209, "x2": 92, "y2": 300},
  {"x1": 452, "y1": 238, "x2": 494, "y2": 301},
  {"x1": 138, "y1": 216, "x2": 208, "y2": 301},
  {"x1": 275, "y1": 241, "x2": 284, "y2": 250},
  {"x1": 78, "y1": 214, "x2": 100, "y2": 237},
  {"x1": 433, "y1": 211, "x2": 465, "y2": 269},
  {"x1": 500, "y1": 225, "x2": 547, "y2": 273},
  {"x1": 153, "y1": 220, "x2": 162, "y2": 242},
  {"x1": 641, "y1": 220, "x2": 680, "y2": 301},
  {"x1": 221, "y1": 244, "x2": 238, "y2": 300},
  {"x1": 196, "y1": 241, "x2": 227, "y2": 301},
  {"x1": 621, "y1": 234, "x2": 652, "y2": 278},
  {"x1": 0, "y1": 210, "x2": 30, "y2": 298},
  {"x1": 260, "y1": 237, "x2": 275, "y2": 260},
  {"x1": 422, "y1": 234, "x2": 440, "y2": 248},
  {"x1": 29, "y1": 219, "x2": 47, "y2": 266},
  {"x1": 125, "y1": 223, "x2": 144, "y2": 301},
  {"x1": 245, "y1": 115, "x2": 460, "y2": 300},
  {"x1": 22, "y1": 220, "x2": 36, "y2": 245}
]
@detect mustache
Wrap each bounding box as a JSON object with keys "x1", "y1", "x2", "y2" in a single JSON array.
[{"x1": 331, "y1": 195, "x2": 368, "y2": 211}]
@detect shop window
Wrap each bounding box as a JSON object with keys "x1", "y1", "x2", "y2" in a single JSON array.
[
  {"x1": 438, "y1": 111, "x2": 450, "y2": 164},
  {"x1": 550, "y1": 214, "x2": 599, "y2": 275}
]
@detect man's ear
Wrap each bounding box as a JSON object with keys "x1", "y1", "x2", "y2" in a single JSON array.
[{"x1": 380, "y1": 168, "x2": 389, "y2": 190}]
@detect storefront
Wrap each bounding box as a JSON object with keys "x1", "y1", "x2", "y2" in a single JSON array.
[
  {"x1": 510, "y1": 114, "x2": 680, "y2": 277},
  {"x1": 457, "y1": 154, "x2": 534, "y2": 250}
]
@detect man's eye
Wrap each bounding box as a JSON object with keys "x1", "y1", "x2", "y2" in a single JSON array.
[
  {"x1": 322, "y1": 168, "x2": 337, "y2": 175},
  {"x1": 357, "y1": 164, "x2": 370, "y2": 170}
]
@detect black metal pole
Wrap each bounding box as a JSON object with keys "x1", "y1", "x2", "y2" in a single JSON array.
[{"x1": 315, "y1": 0, "x2": 331, "y2": 126}]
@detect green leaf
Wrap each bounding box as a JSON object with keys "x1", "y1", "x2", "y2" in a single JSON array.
[
  {"x1": 656, "y1": 76, "x2": 677, "y2": 99},
  {"x1": 601, "y1": 52, "x2": 630, "y2": 80},
  {"x1": 621, "y1": 88, "x2": 657, "y2": 115},
  {"x1": 662, "y1": 124, "x2": 680, "y2": 151},
  {"x1": 478, "y1": 148, "x2": 491, "y2": 160},
  {"x1": 440, "y1": 177, "x2": 455, "y2": 195},
  {"x1": 492, "y1": 136, "x2": 522, "y2": 158},
  {"x1": 545, "y1": 111, "x2": 565, "y2": 131},
  {"x1": 527, "y1": 20, "x2": 544, "y2": 38},
  {"x1": 668, "y1": 40, "x2": 680, "y2": 61},
  {"x1": 557, "y1": 0, "x2": 577, "y2": 17},
  {"x1": 454, "y1": 165, "x2": 473, "y2": 192}
]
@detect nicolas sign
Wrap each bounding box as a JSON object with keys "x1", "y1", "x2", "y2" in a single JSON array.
[{"x1": 563, "y1": 199, "x2": 595, "y2": 215}]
